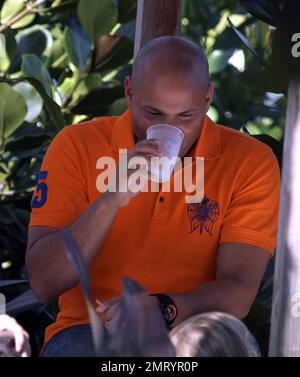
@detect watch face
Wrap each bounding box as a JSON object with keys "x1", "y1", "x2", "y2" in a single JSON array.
[{"x1": 165, "y1": 304, "x2": 177, "y2": 322}]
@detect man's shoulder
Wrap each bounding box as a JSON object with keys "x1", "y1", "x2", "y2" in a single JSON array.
[
  {"x1": 53, "y1": 115, "x2": 120, "y2": 150},
  {"x1": 63, "y1": 115, "x2": 117, "y2": 138},
  {"x1": 216, "y1": 122, "x2": 274, "y2": 158},
  {"x1": 212, "y1": 122, "x2": 280, "y2": 181}
]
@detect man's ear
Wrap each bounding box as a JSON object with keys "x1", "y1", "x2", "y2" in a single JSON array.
[
  {"x1": 124, "y1": 76, "x2": 134, "y2": 108},
  {"x1": 204, "y1": 81, "x2": 214, "y2": 113}
]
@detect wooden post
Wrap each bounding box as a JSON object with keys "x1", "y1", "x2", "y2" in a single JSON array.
[
  {"x1": 134, "y1": 0, "x2": 183, "y2": 57},
  {"x1": 269, "y1": 76, "x2": 300, "y2": 356}
]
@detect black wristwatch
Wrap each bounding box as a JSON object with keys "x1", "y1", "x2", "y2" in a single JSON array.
[{"x1": 150, "y1": 293, "x2": 178, "y2": 329}]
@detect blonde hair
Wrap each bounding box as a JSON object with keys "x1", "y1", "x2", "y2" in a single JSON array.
[{"x1": 170, "y1": 312, "x2": 261, "y2": 357}]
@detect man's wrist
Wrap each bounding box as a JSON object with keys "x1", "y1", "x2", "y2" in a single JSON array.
[{"x1": 150, "y1": 293, "x2": 178, "y2": 330}]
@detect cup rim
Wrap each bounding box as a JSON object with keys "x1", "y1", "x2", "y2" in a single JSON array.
[{"x1": 146, "y1": 123, "x2": 184, "y2": 142}]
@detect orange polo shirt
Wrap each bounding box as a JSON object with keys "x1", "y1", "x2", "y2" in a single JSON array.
[{"x1": 29, "y1": 109, "x2": 280, "y2": 345}]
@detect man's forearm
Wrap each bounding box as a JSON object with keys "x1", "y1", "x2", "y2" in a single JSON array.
[
  {"x1": 169, "y1": 278, "x2": 255, "y2": 327},
  {"x1": 26, "y1": 191, "x2": 120, "y2": 303}
]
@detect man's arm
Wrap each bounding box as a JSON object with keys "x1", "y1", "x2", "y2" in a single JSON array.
[
  {"x1": 168, "y1": 242, "x2": 271, "y2": 325},
  {"x1": 100, "y1": 242, "x2": 271, "y2": 330},
  {"x1": 26, "y1": 191, "x2": 121, "y2": 304},
  {"x1": 26, "y1": 139, "x2": 162, "y2": 304}
]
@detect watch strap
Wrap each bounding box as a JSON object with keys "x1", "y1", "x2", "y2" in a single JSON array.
[{"x1": 150, "y1": 293, "x2": 177, "y2": 329}]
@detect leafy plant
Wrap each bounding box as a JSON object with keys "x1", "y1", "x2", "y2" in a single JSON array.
[
  {"x1": 0, "y1": 0, "x2": 288, "y2": 356},
  {"x1": 0, "y1": 0, "x2": 136, "y2": 354},
  {"x1": 0, "y1": 0, "x2": 136, "y2": 285}
]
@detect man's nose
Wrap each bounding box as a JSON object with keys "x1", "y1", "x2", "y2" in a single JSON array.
[{"x1": 161, "y1": 117, "x2": 183, "y2": 131}]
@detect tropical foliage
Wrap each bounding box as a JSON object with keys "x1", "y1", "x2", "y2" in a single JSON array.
[{"x1": 0, "y1": 0, "x2": 290, "y2": 356}]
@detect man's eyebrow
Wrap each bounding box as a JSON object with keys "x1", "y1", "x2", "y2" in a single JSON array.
[
  {"x1": 142, "y1": 105, "x2": 163, "y2": 112},
  {"x1": 142, "y1": 105, "x2": 200, "y2": 114}
]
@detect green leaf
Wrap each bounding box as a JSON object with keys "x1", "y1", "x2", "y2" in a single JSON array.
[
  {"x1": 116, "y1": 20, "x2": 136, "y2": 42},
  {"x1": 108, "y1": 98, "x2": 127, "y2": 116},
  {"x1": 0, "y1": 172, "x2": 7, "y2": 183},
  {"x1": 3, "y1": 77, "x2": 64, "y2": 130},
  {"x1": 71, "y1": 85, "x2": 124, "y2": 116},
  {"x1": 46, "y1": 35, "x2": 68, "y2": 69},
  {"x1": 1, "y1": 0, "x2": 24, "y2": 21},
  {"x1": 13, "y1": 81, "x2": 43, "y2": 122},
  {"x1": 3, "y1": 145, "x2": 45, "y2": 161},
  {"x1": 94, "y1": 37, "x2": 133, "y2": 73},
  {"x1": 44, "y1": 0, "x2": 80, "y2": 14},
  {"x1": 0, "y1": 29, "x2": 17, "y2": 71},
  {"x1": 0, "y1": 162, "x2": 8, "y2": 183},
  {"x1": 63, "y1": 26, "x2": 92, "y2": 69},
  {"x1": 12, "y1": 13, "x2": 36, "y2": 29},
  {"x1": 0, "y1": 163, "x2": 8, "y2": 174},
  {"x1": 116, "y1": 0, "x2": 137, "y2": 23},
  {"x1": 77, "y1": 0, "x2": 118, "y2": 43},
  {"x1": 208, "y1": 48, "x2": 235, "y2": 75},
  {"x1": 239, "y1": 0, "x2": 280, "y2": 27},
  {"x1": 0, "y1": 0, "x2": 35, "y2": 29},
  {"x1": 227, "y1": 17, "x2": 267, "y2": 67},
  {"x1": 0, "y1": 83, "x2": 27, "y2": 142},
  {"x1": 214, "y1": 18, "x2": 257, "y2": 50},
  {"x1": 9, "y1": 26, "x2": 50, "y2": 73},
  {"x1": 21, "y1": 54, "x2": 53, "y2": 97},
  {"x1": 71, "y1": 72, "x2": 102, "y2": 104},
  {"x1": 5, "y1": 133, "x2": 51, "y2": 152},
  {"x1": 22, "y1": 77, "x2": 65, "y2": 130},
  {"x1": 239, "y1": 70, "x2": 286, "y2": 94}
]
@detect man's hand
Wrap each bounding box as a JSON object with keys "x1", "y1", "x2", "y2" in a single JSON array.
[
  {"x1": 0, "y1": 315, "x2": 31, "y2": 357},
  {"x1": 96, "y1": 297, "x2": 120, "y2": 333},
  {"x1": 106, "y1": 139, "x2": 163, "y2": 208},
  {"x1": 96, "y1": 295, "x2": 160, "y2": 334}
]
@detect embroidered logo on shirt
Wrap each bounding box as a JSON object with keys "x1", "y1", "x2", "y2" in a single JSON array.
[{"x1": 187, "y1": 195, "x2": 220, "y2": 236}]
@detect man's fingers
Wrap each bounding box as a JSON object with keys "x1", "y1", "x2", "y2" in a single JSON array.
[
  {"x1": 103, "y1": 297, "x2": 120, "y2": 308},
  {"x1": 104, "y1": 299, "x2": 122, "y2": 321},
  {"x1": 13, "y1": 327, "x2": 25, "y2": 354},
  {"x1": 127, "y1": 154, "x2": 157, "y2": 170},
  {"x1": 137, "y1": 138, "x2": 161, "y2": 146},
  {"x1": 0, "y1": 315, "x2": 30, "y2": 356},
  {"x1": 97, "y1": 296, "x2": 120, "y2": 314},
  {"x1": 20, "y1": 330, "x2": 31, "y2": 357},
  {"x1": 95, "y1": 299, "x2": 107, "y2": 311},
  {"x1": 130, "y1": 142, "x2": 163, "y2": 158}
]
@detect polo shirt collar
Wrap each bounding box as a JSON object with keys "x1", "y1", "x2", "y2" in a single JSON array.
[
  {"x1": 111, "y1": 109, "x2": 222, "y2": 159},
  {"x1": 191, "y1": 114, "x2": 222, "y2": 160},
  {"x1": 111, "y1": 109, "x2": 135, "y2": 153}
]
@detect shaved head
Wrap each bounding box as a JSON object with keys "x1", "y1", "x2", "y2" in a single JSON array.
[
  {"x1": 132, "y1": 36, "x2": 209, "y2": 90},
  {"x1": 125, "y1": 36, "x2": 214, "y2": 157}
]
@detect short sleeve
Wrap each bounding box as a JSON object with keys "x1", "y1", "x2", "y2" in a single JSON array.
[
  {"x1": 220, "y1": 146, "x2": 280, "y2": 255},
  {"x1": 29, "y1": 126, "x2": 89, "y2": 229}
]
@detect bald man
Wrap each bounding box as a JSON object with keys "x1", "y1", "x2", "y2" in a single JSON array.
[{"x1": 26, "y1": 36, "x2": 280, "y2": 356}]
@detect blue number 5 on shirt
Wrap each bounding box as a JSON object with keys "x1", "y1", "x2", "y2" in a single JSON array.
[{"x1": 32, "y1": 171, "x2": 48, "y2": 208}]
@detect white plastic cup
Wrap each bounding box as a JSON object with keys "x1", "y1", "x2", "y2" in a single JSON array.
[{"x1": 146, "y1": 124, "x2": 184, "y2": 183}]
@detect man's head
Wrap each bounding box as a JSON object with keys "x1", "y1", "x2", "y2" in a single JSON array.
[{"x1": 125, "y1": 36, "x2": 214, "y2": 157}]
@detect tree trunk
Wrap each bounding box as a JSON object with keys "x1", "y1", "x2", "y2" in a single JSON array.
[
  {"x1": 134, "y1": 0, "x2": 183, "y2": 57},
  {"x1": 269, "y1": 76, "x2": 300, "y2": 356}
]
